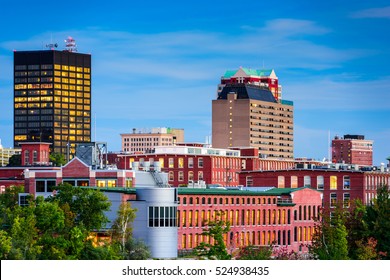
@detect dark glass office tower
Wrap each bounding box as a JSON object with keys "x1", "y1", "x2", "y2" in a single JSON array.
[{"x1": 14, "y1": 50, "x2": 91, "y2": 157}]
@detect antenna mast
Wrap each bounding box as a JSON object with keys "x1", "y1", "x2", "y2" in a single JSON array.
[{"x1": 64, "y1": 36, "x2": 77, "y2": 52}]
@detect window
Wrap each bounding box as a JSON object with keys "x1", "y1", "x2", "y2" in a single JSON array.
[
  {"x1": 178, "y1": 158, "x2": 184, "y2": 168},
  {"x1": 330, "y1": 176, "x2": 337, "y2": 190},
  {"x1": 188, "y1": 171, "x2": 194, "y2": 181},
  {"x1": 96, "y1": 179, "x2": 117, "y2": 187},
  {"x1": 36, "y1": 180, "x2": 57, "y2": 193},
  {"x1": 278, "y1": 176, "x2": 285, "y2": 188},
  {"x1": 169, "y1": 171, "x2": 174, "y2": 181},
  {"x1": 188, "y1": 158, "x2": 194, "y2": 168},
  {"x1": 343, "y1": 193, "x2": 350, "y2": 208},
  {"x1": 148, "y1": 206, "x2": 177, "y2": 227},
  {"x1": 330, "y1": 193, "x2": 337, "y2": 208},
  {"x1": 178, "y1": 171, "x2": 184, "y2": 181},
  {"x1": 24, "y1": 150, "x2": 30, "y2": 165},
  {"x1": 198, "y1": 171, "x2": 203, "y2": 181},
  {"x1": 198, "y1": 158, "x2": 203, "y2": 168},
  {"x1": 317, "y1": 176, "x2": 324, "y2": 190},
  {"x1": 304, "y1": 176, "x2": 311, "y2": 187},
  {"x1": 169, "y1": 158, "x2": 174, "y2": 168},
  {"x1": 246, "y1": 176, "x2": 253, "y2": 187},
  {"x1": 291, "y1": 176, "x2": 298, "y2": 188},
  {"x1": 19, "y1": 194, "x2": 30, "y2": 206},
  {"x1": 33, "y1": 150, "x2": 38, "y2": 163},
  {"x1": 343, "y1": 176, "x2": 350, "y2": 190}
]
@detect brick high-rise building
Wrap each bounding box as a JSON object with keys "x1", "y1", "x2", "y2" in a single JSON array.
[
  {"x1": 212, "y1": 67, "x2": 294, "y2": 159},
  {"x1": 13, "y1": 43, "x2": 91, "y2": 157},
  {"x1": 332, "y1": 134, "x2": 373, "y2": 166}
]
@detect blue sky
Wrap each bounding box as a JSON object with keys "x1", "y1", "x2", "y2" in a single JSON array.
[{"x1": 0, "y1": 0, "x2": 389, "y2": 165}]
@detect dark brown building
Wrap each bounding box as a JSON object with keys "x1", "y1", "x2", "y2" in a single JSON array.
[{"x1": 13, "y1": 49, "x2": 92, "y2": 157}]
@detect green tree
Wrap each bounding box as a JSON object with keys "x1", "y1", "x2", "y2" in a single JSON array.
[
  {"x1": 237, "y1": 244, "x2": 272, "y2": 260},
  {"x1": 344, "y1": 199, "x2": 379, "y2": 260},
  {"x1": 7, "y1": 154, "x2": 21, "y2": 166},
  {"x1": 193, "y1": 214, "x2": 231, "y2": 260},
  {"x1": 48, "y1": 183, "x2": 111, "y2": 231},
  {"x1": 0, "y1": 185, "x2": 25, "y2": 210},
  {"x1": 365, "y1": 185, "x2": 390, "y2": 259},
  {"x1": 0, "y1": 230, "x2": 12, "y2": 259},
  {"x1": 7, "y1": 205, "x2": 41, "y2": 259},
  {"x1": 309, "y1": 206, "x2": 349, "y2": 260},
  {"x1": 49, "y1": 152, "x2": 66, "y2": 166},
  {"x1": 111, "y1": 202, "x2": 137, "y2": 253},
  {"x1": 123, "y1": 237, "x2": 151, "y2": 260}
]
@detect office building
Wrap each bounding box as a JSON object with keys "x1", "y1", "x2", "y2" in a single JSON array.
[
  {"x1": 13, "y1": 45, "x2": 91, "y2": 157},
  {"x1": 0, "y1": 139, "x2": 21, "y2": 166},
  {"x1": 332, "y1": 135, "x2": 373, "y2": 166},
  {"x1": 121, "y1": 127, "x2": 184, "y2": 153},
  {"x1": 212, "y1": 67, "x2": 294, "y2": 159}
]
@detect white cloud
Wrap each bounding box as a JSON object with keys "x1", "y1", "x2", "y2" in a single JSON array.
[
  {"x1": 351, "y1": 6, "x2": 390, "y2": 19},
  {"x1": 286, "y1": 77, "x2": 390, "y2": 110}
]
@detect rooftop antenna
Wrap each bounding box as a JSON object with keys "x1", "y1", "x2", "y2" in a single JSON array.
[
  {"x1": 64, "y1": 36, "x2": 77, "y2": 52},
  {"x1": 45, "y1": 34, "x2": 58, "y2": 50}
]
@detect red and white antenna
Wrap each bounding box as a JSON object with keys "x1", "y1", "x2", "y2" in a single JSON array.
[{"x1": 64, "y1": 36, "x2": 77, "y2": 52}]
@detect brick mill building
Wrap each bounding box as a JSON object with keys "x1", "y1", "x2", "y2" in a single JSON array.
[
  {"x1": 239, "y1": 167, "x2": 390, "y2": 208},
  {"x1": 108, "y1": 145, "x2": 323, "y2": 188},
  {"x1": 177, "y1": 187, "x2": 322, "y2": 253}
]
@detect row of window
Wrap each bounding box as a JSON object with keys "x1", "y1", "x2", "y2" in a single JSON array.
[
  {"x1": 24, "y1": 150, "x2": 49, "y2": 165},
  {"x1": 15, "y1": 90, "x2": 91, "y2": 99},
  {"x1": 178, "y1": 209, "x2": 294, "y2": 228},
  {"x1": 180, "y1": 196, "x2": 278, "y2": 206},
  {"x1": 15, "y1": 64, "x2": 90, "y2": 73},
  {"x1": 271, "y1": 175, "x2": 351, "y2": 190},
  {"x1": 15, "y1": 84, "x2": 90, "y2": 92},
  {"x1": 34, "y1": 178, "x2": 133, "y2": 192},
  {"x1": 181, "y1": 226, "x2": 312, "y2": 249},
  {"x1": 148, "y1": 206, "x2": 177, "y2": 227},
  {"x1": 330, "y1": 193, "x2": 351, "y2": 208}
]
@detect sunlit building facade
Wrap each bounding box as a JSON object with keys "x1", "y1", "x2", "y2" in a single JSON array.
[{"x1": 13, "y1": 50, "x2": 92, "y2": 157}]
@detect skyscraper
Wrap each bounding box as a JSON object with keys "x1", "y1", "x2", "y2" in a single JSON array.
[
  {"x1": 212, "y1": 67, "x2": 294, "y2": 159},
  {"x1": 13, "y1": 46, "x2": 91, "y2": 157}
]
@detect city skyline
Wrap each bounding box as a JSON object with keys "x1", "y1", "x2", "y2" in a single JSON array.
[{"x1": 0, "y1": 0, "x2": 389, "y2": 165}]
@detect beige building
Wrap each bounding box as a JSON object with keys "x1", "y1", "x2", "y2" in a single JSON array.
[
  {"x1": 121, "y1": 127, "x2": 184, "y2": 153},
  {"x1": 212, "y1": 83, "x2": 294, "y2": 159},
  {"x1": 0, "y1": 140, "x2": 21, "y2": 166}
]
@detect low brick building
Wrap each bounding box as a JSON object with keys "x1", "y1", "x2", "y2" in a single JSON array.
[{"x1": 177, "y1": 187, "x2": 322, "y2": 253}]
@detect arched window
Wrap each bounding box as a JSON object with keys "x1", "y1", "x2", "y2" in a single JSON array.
[
  {"x1": 33, "y1": 150, "x2": 38, "y2": 163},
  {"x1": 24, "y1": 150, "x2": 30, "y2": 165}
]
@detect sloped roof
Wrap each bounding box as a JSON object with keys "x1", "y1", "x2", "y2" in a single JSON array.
[
  {"x1": 218, "y1": 84, "x2": 277, "y2": 103},
  {"x1": 222, "y1": 68, "x2": 274, "y2": 78}
]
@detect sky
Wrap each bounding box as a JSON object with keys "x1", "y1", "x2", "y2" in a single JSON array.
[{"x1": 0, "y1": 0, "x2": 389, "y2": 165}]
